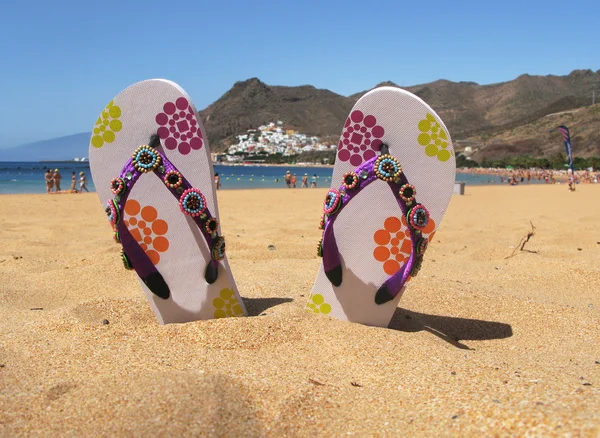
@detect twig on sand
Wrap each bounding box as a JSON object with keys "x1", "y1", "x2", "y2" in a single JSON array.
[
  {"x1": 505, "y1": 222, "x2": 539, "y2": 259},
  {"x1": 308, "y1": 378, "x2": 325, "y2": 386}
]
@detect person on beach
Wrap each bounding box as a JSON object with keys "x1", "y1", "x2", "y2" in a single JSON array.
[
  {"x1": 214, "y1": 173, "x2": 221, "y2": 190},
  {"x1": 79, "y1": 172, "x2": 89, "y2": 192},
  {"x1": 70, "y1": 172, "x2": 78, "y2": 193},
  {"x1": 53, "y1": 169, "x2": 62, "y2": 191},
  {"x1": 310, "y1": 174, "x2": 317, "y2": 188},
  {"x1": 284, "y1": 171, "x2": 291, "y2": 188},
  {"x1": 291, "y1": 173, "x2": 297, "y2": 188},
  {"x1": 301, "y1": 173, "x2": 308, "y2": 188},
  {"x1": 45, "y1": 170, "x2": 54, "y2": 193}
]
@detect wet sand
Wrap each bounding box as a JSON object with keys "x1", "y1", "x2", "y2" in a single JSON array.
[{"x1": 1, "y1": 185, "x2": 599, "y2": 436}]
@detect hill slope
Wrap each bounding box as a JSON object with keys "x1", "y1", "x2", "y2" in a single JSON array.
[
  {"x1": 3, "y1": 70, "x2": 599, "y2": 161},
  {"x1": 201, "y1": 70, "x2": 599, "y2": 156},
  {"x1": 465, "y1": 104, "x2": 600, "y2": 161},
  {"x1": 199, "y1": 78, "x2": 355, "y2": 149}
]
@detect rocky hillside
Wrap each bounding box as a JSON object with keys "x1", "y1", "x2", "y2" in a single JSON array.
[
  {"x1": 199, "y1": 70, "x2": 600, "y2": 158},
  {"x1": 465, "y1": 104, "x2": 600, "y2": 162},
  {"x1": 199, "y1": 78, "x2": 354, "y2": 148}
]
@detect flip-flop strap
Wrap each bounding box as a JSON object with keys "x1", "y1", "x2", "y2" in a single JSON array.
[
  {"x1": 104, "y1": 136, "x2": 224, "y2": 296},
  {"x1": 319, "y1": 153, "x2": 431, "y2": 304}
]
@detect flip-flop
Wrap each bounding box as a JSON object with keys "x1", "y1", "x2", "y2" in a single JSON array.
[
  {"x1": 89, "y1": 79, "x2": 246, "y2": 324},
  {"x1": 308, "y1": 87, "x2": 456, "y2": 327}
]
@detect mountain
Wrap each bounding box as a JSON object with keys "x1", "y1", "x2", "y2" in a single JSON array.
[
  {"x1": 0, "y1": 133, "x2": 91, "y2": 161},
  {"x1": 352, "y1": 70, "x2": 599, "y2": 138},
  {"x1": 465, "y1": 104, "x2": 600, "y2": 162},
  {"x1": 3, "y1": 69, "x2": 599, "y2": 161},
  {"x1": 199, "y1": 78, "x2": 355, "y2": 148},
  {"x1": 200, "y1": 70, "x2": 600, "y2": 158}
]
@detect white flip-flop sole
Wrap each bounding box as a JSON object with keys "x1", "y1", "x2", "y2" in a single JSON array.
[
  {"x1": 308, "y1": 87, "x2": 456, "y2": 327},
  {"x1": 89, "y1": 79, "x2": 246, "y2": 324}
]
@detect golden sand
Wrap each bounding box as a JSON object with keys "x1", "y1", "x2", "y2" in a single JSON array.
[{"x1": 1, "y1": 185, "x2": 599, "y2": 436}]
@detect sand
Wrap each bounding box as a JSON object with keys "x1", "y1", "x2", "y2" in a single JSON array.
[{"x1": 1, "y1": 185, "x2": 599, "y2": 436}]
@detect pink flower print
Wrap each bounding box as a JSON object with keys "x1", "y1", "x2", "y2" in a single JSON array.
[
  {"x1": 155, "y1": 97, "x2": 203, "y2": 155},
  {"x1": 337, "y1": 110, "x2": 385, "y2": 167}
]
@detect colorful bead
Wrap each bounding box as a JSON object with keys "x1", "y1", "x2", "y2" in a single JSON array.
[
  {"x1": 163, "y1": 170, "x2": 183, "y2": 189},
  {"x1": 157, "y1": 165, "x2": 165, "y2": 174},
  {"x1": 342, "y1": 171, "x2": 359, "y2": 189},
  {"x1": 417, "y1": 237, "x2": 428, "y2": 255},
  {"x1": 105, "y1": 198, "x2": 120, "y2": 226},
  {"x1": 110, "y1": 177, "x2": 126, "y2": 195},
  {"x1": 323, "y1": 188, "x2": 342, "y2": 215},
  {"x1": 179, "y1": 188, "x2": 207, "y2": 217},
  {"x1": 125, "y1": 172, "x2": 133, "y2": 180},
  {"x1": 121, "y1": 250, "x2": 133, "y2": 270},
  {"x1": 318, "y1": 214, "x2": 326, "y2": 230},
  {"x1": 211, "y1": 236, "x2": 226, "y2": 261},
  {"x1": 132, "y1": 145, "x2": 161, "y2": 173},
  {"x1": 205, "y1": 218, "x2": 219, "y2": 235},
  {"x1": 407, "y1": 204, "x2": 429, "y2": 230},
  {"x1": 113, "y1": 231, "x2": 121, "y2": 244},
  {"x1": 360, "y1": 170, "x2": 369, "y2": 180},
  {"x1": 317, "y1": 238, "x2": 323, "y2": 257},
  {"x1": 374, "y1": 154, "x2": 402, "y2": 182},
  {"x1": 410, "y1": 255, "x2": 423, "y2": 277},
  {"x1": 399, "y1": 184, "x2": 416, "y2": 206}
]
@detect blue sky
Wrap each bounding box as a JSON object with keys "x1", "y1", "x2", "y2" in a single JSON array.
[{"x1": 0, "y1": 0, "x2": 598, "y2": 148}]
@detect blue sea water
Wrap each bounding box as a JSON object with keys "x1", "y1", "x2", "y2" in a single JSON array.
[{"x1": 0, "y1": 162, "x2": 528, "y2": 195}]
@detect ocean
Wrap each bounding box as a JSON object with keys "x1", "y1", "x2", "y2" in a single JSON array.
[{"x1": 0, "y1": 162, "x2": 529, "y2": 195}]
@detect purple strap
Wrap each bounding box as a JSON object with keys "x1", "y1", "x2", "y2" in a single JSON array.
[
  {"x1": 111, "y1": 146, "x2": 220, "y2": 281},
  {"x1": 321, "y1": 155, "x2": 426, "y2": 304}
]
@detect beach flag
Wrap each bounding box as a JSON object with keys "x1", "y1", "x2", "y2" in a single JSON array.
[{"x1": 557, "y1": 125, "x2": 575, "y2": 178}]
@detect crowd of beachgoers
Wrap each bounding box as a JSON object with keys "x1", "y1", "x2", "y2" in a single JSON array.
[
  {"x1": 44, "y1": 169, "x2": 89, "y2": 193},
  {"x1": 457, "y1": 167, "x2": 600, "y2": 185}
]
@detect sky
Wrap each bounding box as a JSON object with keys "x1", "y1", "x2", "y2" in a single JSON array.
[{"x1": 0, "y1": 0, "x2": 598, "y2": 148}]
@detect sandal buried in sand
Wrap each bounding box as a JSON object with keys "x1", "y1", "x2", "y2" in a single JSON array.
[
  {"x1": 308, "y1": 87, "x2": 456, "y2": 327},
  {"x1": 89, "y1": 79, "x2": 246, "y2": 324}
]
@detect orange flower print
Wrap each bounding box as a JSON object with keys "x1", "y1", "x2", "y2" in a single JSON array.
[
  {"x1": 124, "y1": 199, "x2": 170, "y2": 265},
  {"x1": 373, "y1": 215, "x2": 436, "y2": 276}
]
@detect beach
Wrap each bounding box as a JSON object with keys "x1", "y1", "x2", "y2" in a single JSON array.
[{"x1": 1, "y1": 185, "x2": 599, "y2": 436}]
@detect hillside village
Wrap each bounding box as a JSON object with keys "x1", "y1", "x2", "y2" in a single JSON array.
[{"x1": 218, "y1": 120, "x2": 336, "y2": 163}]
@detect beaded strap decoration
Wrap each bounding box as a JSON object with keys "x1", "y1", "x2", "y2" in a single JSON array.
[
  {"x1": 163, "y1": 170, "x2": 183, "y2": 189},
  {"x1": 323, "y1": 188, "x2": 342, "y2": 215},
  {"x1": 105, "y1": 199, "x2": 120, "y2": 226},
  {"x1": 318, "y1": 214, "x2": 326, "y2": 231},
  {"x1": 211, "y1": 236, "x2": 226, "y2": 261},
  {"x1": 179, "y1": 188, "x2": 207, "y2": 217},
  {"x1": 204, "y1": 218, "x2": 219, "y2": 236},
  {"x1": 407, "y1": 204, "x2": 429, "y2": 230},
  {"x1": 132, "y1": 145, "x2": 162, "y2": 173},
  {"x1": 317, "y1": 151, "x2": 433, "y2": 304},
  {"x1": 121, "y1": 250, "x2": 133, "y2": 270},
  {"x1": 416, "y1": 237, "x2": 428, "y2": 255},
  {"x1": 410, "y1": 256, "x2": 423, "y2": 277},
  {"x1": 374, "y1": 154, "x2": 402, "y2": 182},
  {"x1": 108, "y1": 136, "x2": 225, "y2": 284},
  {"x1": 342, "y1": 171, "x2": 359, "y2": 189},
  {"x1": 111, "y1": 177, "x2": 126, "y2": 195},
  {"x1": 399, "y1": 184, "x2": 416, "y2": 206}
]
